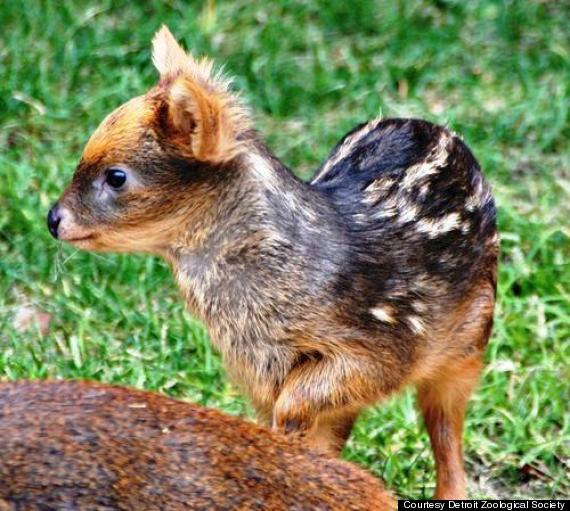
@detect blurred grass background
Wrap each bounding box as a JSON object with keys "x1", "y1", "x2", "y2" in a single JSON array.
[{"x1": 0, "y1": 0, "x2": 568, "y2": 499}]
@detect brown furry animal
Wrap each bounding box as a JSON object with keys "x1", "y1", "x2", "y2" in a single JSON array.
[
  {"x1": 48, "y1": 26, "x2": 498, "y2": 499},
  {"x1": 0, "y1": 380, "x2": 394, "y2": 510}
]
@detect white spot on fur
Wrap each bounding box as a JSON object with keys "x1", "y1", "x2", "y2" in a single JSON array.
[
  {"x1": 466, "y1": 178, "x2": 482, "y2": 211},
  {"x1": 373, "y1": 194, "x2": 420, "y2": 223},
  {"x1": 370, "y1": 305, "x2": 397, "y2": 324},
  {"x1": 312, "y1": 118, "x2": 382, "y2": 184},
  {"x1": 407, "y1": 315, "x2": 426, "y2": 335},
  {"x1": 416, "y1": 212, "x2": 461, "y2": 238},
  {"x1": 412, "y1": 301, "x2": 428, "y2": 313},
  {"x1": 398, "y1": 202, "x2": 420, "y2": 223},
  {"x1": 466, "y1": 176, "x2": 492, "y2": 212},
  {"x1": 363, "y1": 177, "x2": 394, "y2": 205},
  {"x1": 402, "y1": 131, "x2": 451, "y2": 189},
  {"x1": 373, "y1": 195, "x2": 399, "y2": 218}
]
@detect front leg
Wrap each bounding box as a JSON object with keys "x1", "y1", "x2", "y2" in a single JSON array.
[
  {"x1": 272, "y1": 353, "x2": 381, "y2": 451},
  {"x1": 311, "y1": 408, "x2": 362, "y2": 455}
]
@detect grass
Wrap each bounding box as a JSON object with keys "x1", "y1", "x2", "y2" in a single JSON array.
[{"x1": 1, "y1": 0, "x2": 569, "y2": 499}]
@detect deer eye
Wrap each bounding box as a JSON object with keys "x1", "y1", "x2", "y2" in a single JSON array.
[{"x1": 105, "y1": 168, "x2": 127, "y2": 189}]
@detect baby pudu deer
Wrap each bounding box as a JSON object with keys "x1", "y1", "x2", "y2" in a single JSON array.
[
  {"x1": 48, "y1": 27, "x2": 498, "y2": 499},
  {"x1": 0, "y1": 380, "x2": 394, "y2": 510}
]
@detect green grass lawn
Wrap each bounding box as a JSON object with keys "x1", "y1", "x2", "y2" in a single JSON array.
[{"x1": 1, "y1": 0, "x2": 568, "y2": 499}]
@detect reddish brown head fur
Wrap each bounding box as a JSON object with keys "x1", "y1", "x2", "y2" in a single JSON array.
[{"x1": 52, "y1": 26, "x2": 250, "y2": 254}]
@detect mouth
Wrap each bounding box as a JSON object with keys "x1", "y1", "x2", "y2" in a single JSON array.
[
  {"x1": 60, "y1": 234, "x2": 96, "y2": 245},
  {"x1": 63, "y1": 234, "x2": 96, "y2": 243}
]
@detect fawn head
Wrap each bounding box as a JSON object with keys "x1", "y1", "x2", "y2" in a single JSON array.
[{"x1": 48, "y1": 26, "x2": 250, "y2": 254}]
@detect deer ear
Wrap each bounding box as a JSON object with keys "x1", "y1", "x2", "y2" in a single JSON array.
[
  {"x1": 152, "y1": 25, "x2": 190, "y2": 77},
  {"x1": 167, "y1": 76, "x2": 242, "y2": 163},
  {"x1": 151, "y1": 27, "x2": 250, "y2": 163}
]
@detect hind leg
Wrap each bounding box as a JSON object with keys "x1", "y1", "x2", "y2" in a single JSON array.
[{"x1": 417, "y1": 353, "x2": 483, "y2": 499}]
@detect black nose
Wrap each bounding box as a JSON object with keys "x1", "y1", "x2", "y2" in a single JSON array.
[{"x1": 47, "y1": 204, "x2": 61, "y2": 239}]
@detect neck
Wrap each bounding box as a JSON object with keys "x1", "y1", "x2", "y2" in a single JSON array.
[{"x1": 165, "y1": 140, "x2": 345, "y2": 349}]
